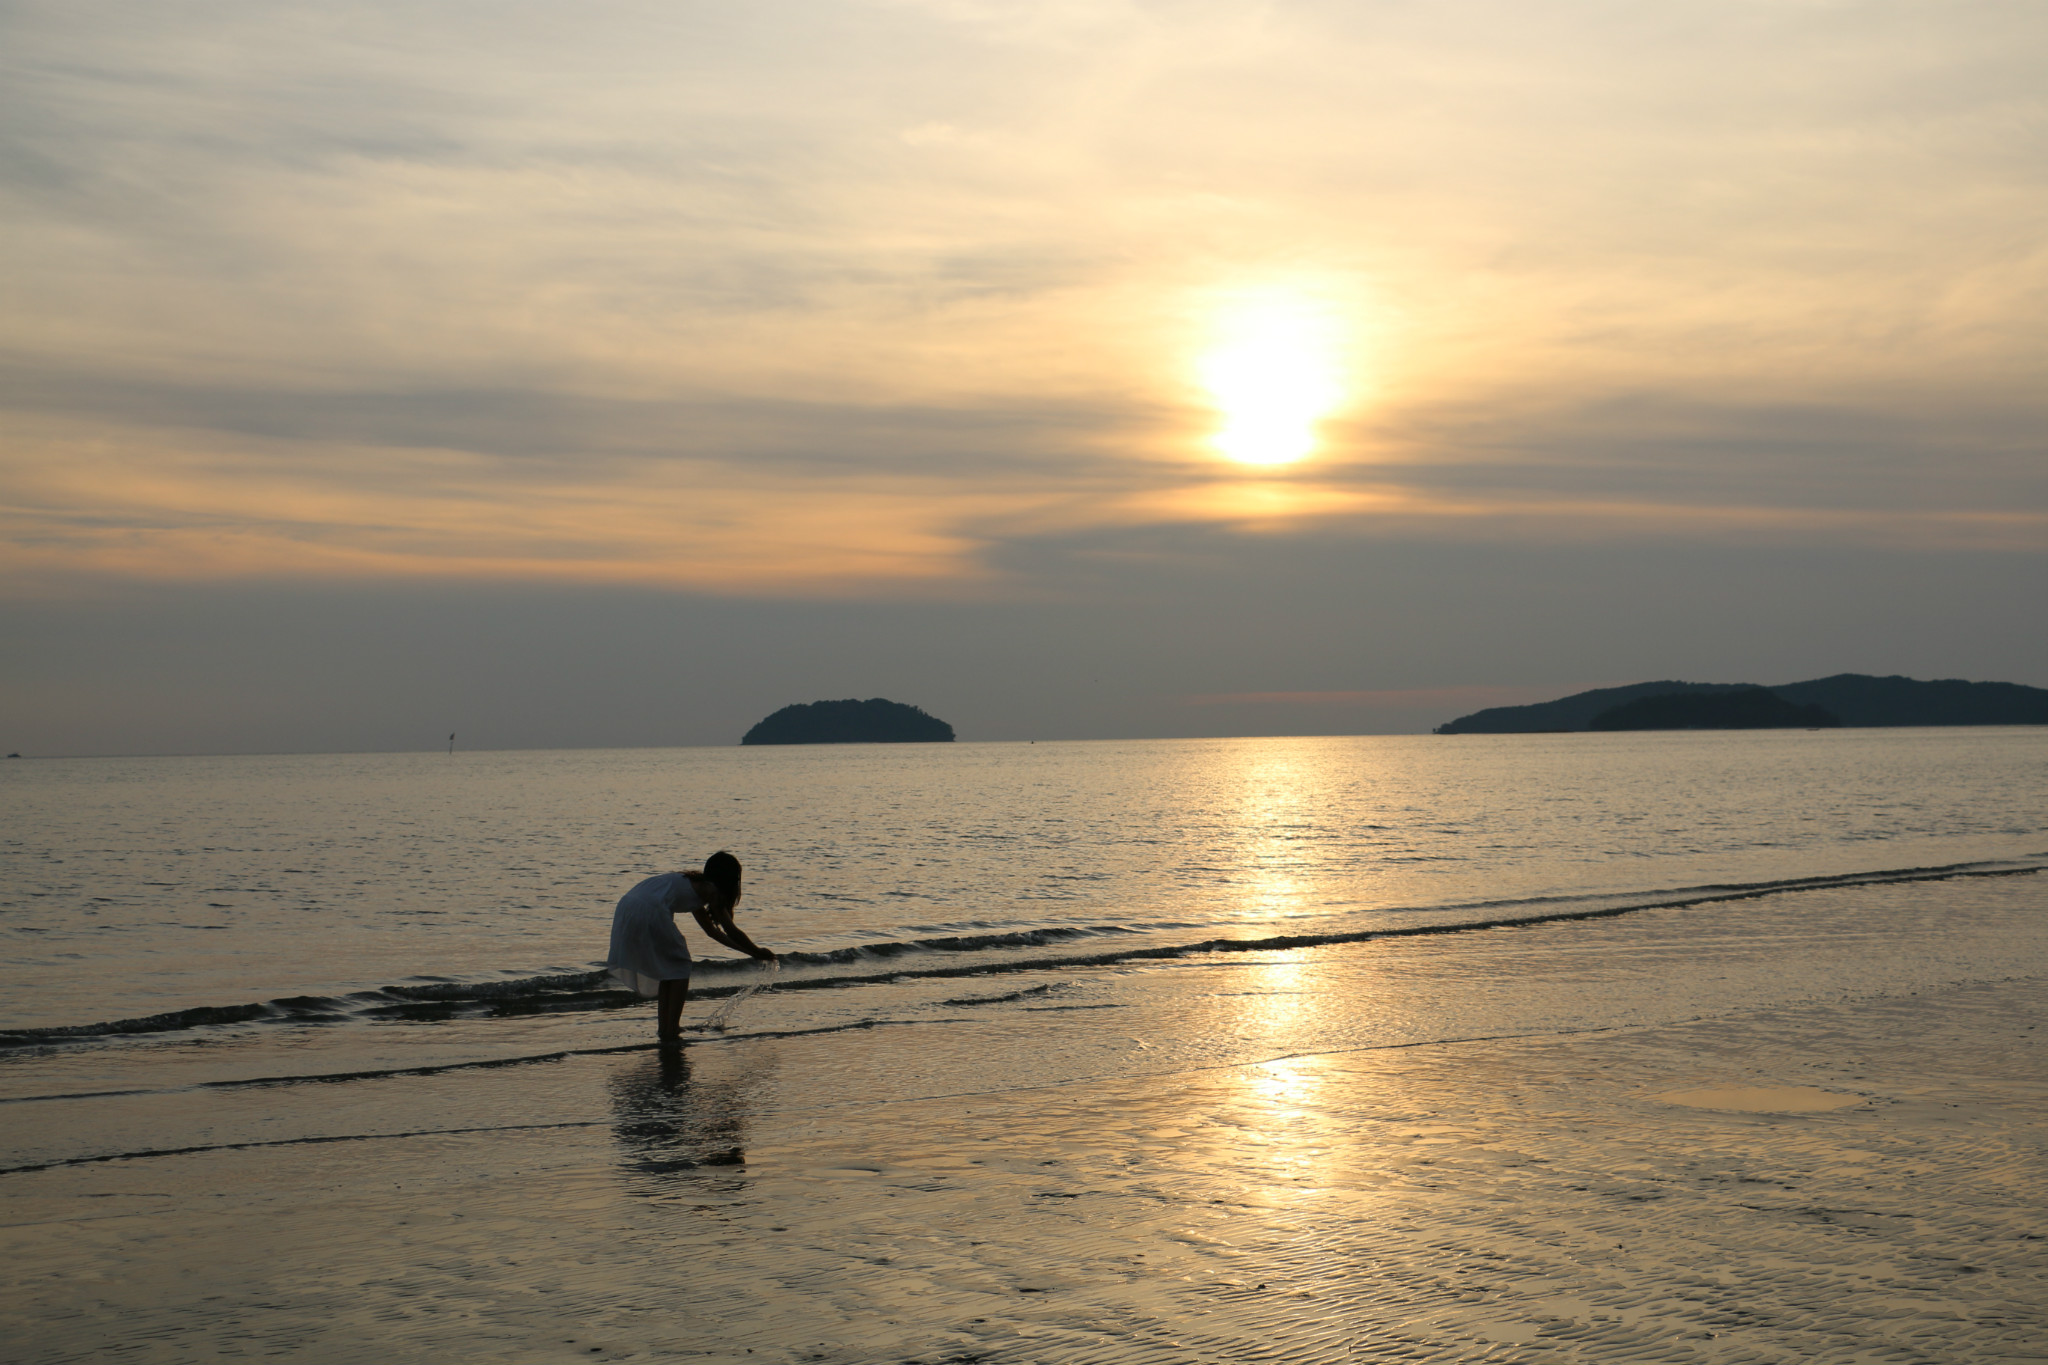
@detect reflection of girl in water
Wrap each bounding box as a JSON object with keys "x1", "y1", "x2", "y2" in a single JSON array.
[
  {"x1": 608, "y1": 1048, "x2": 748, "y2": 1181},
  {"x1": 608, "y1": 851, "x2": 777, "y2": 1041}
]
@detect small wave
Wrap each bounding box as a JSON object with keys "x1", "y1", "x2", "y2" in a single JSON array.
[
  {"x1": 0, "y1": 972, "x2": 637, "y2": 1047},
  {"x1": 3, "y1": 857, "x2": 2036, "y2": 1050},
  {"x1": 775, "y1": 923, "x2": 1132, "y2": 967},
  {"x1": 940, "y1": 983, "x2": 1061, "y2": 1008},
  {"x1": 0, "y1": 1120, "x2": 615, "y2": 1176},
  {"x1": 0, "y1": 1015, "x2": 963, "y2": 1114},
  {"x1": 0, "y1": 1001, "x2": 280, "y2": 1044},
  {"x1": 376, "y1": 970, "x2": 611, "y2": 1001}
]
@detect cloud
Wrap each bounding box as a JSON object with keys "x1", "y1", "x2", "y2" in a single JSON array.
[{"x1": 1, "y1": 0, "x2": 2043, "y2": 602}]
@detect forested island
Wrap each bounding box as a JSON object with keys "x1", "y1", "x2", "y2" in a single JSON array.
[
  {"x1": 1588, "y1": 688, "x2": 1840, "y2": 731},
  {"x1": 741, "y1": 698, "x2": 955, "y2": 745},
  {"x1": 1436, "y1": 673, "x2": 2048, "y2": 734}
]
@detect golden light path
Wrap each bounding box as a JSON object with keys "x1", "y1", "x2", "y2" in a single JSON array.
[{"x1": 1198, "y1": 286, "x2": 1349, "y2": 467}]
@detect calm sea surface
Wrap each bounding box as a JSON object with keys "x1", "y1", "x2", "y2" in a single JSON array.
[{"x1": 3, "y1": 729, "x2": 2045, "y2": 1169}]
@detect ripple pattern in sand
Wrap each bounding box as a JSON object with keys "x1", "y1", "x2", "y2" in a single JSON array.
[{"x1": 6, "y1": 978, "x2": 2043, "y2": 1363}]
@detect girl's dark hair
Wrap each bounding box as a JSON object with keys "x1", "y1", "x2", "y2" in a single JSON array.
[{"x1": 703, "y1": 850, "x2": 742, "y2": 904}]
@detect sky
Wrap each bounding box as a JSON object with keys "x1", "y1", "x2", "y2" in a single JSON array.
[{"x1": 3, "y1": 0, "x2": 2044, "y2": 755}]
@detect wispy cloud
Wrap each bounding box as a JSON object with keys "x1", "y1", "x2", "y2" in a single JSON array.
[{"x1": 3, "y1": 0, "x2": 2044, "y2": 597}]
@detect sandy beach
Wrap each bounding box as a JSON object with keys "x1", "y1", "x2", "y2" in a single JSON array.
[{"x1": 6, "y1": 960, "x2": 2042, "y2": 1363}]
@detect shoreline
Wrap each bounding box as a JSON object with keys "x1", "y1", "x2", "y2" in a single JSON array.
[{"x1": 5, "y1": 970, "x2": 2043, "y2": 1362}]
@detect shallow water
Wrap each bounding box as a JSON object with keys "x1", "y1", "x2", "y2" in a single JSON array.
[
  {"x1": 4, "y1": 731, "x2": 2046, "y2": 1361},
  {"x1": 6, "y1": 729, "x2": 2043, "y2": 1022},
  {"x1": 2, "y1": 728, "x2": 2043, "y2": 1150}
]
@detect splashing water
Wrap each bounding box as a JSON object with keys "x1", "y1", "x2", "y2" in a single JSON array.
[{"x1": 689, "y1": 963, "x2": 779, "y2": 1033}]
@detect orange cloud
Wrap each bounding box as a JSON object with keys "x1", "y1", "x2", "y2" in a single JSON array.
[
  {"x1": 4, "y1": 1, "x2": 2044, "y2": 599},
  {"x1": 7, "y1": 400, "x2": 2043, "y2": 604}
]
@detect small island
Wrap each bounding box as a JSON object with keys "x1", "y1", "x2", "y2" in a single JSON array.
[{"x1": 741, "y1": 698, "x2": 955, "y2": 745}]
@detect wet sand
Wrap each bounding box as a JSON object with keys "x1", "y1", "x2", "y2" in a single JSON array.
[{"x1": 5, "y1": 972, "x2": 2045, "y2": 1363}]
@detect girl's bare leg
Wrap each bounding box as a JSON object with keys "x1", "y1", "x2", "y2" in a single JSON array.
[{"x1": 657, "y1": 978, "x2": 690, "y2": 1039}]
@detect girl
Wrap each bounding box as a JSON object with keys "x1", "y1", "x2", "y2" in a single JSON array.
[{"x1": 608, "y1": 851, "x2": 776, "y2": 1040}]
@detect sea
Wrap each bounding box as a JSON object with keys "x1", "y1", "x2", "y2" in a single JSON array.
[{"x1": 3, "y1": 728, "x2": 2045, "y2": 1178}]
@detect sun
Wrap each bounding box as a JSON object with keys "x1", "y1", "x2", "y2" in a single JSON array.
[{"x1": 1198, "y1": 288, "x2": 1347, "y2": 467}]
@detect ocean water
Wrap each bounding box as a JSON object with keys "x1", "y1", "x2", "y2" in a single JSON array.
[{"x1": 2, "y1": 728, "x2": 2046, "y2": 1173}]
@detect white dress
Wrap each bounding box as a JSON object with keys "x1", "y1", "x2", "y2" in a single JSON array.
[{"x1": 608, "y1": 872, "x2": 699, "y2": 998}]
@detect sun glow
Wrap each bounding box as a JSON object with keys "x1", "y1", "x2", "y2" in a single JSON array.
[{"x1": 1198, "y1": 289, "x2": 1348, "y2": 467}]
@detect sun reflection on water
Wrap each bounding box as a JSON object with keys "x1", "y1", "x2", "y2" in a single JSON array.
[
  {"x1": 1233, "y1": 1042, "x2": 1334, "y2": 1189},
  {"x1": 1233, "y1": 958, "x2": 1319, "y2": 1034},
  {"x1": 1225, "y1": 744, "x2": 1326, "y2": 924}
]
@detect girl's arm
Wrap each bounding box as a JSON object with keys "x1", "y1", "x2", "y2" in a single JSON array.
[
  {"x1": 696, "y1": 910, "x2": 775, "y2": 961},
  {"x1": 686, "y1": 875, "x2": 776, "y2": 960}
]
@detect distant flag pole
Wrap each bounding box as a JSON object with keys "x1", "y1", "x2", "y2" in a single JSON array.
[{"x1": 448, "y1": 732, "x2": 455, "y2": 756}]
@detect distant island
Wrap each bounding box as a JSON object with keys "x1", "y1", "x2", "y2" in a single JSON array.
[
  {"x1": 1437, "y1": 674, "x2": 2048, "y2": 734},
  {"x1": 741, "y1": 698, "x2": 955, "y2": 745},
  {"x1": 1588, "y1": 687, "x2": 1840, "y2": 731}
]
